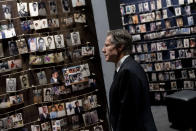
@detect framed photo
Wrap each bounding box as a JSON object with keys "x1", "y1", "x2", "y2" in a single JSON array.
[
  {"x1": 29, "y1": 55, "x2": 43, "y2": 65},
  {"x1": 162, "y1": 9, "x2": 168, "y2": 19},
  {"x1": 74, "y1": 13, "x2": 86, "y2": 23},
  {"x1": 166, "y1": 0, "x2": 172, "y2": 7},
  {"x1": 143, "y1": 2, "x2": 149, "y2": 12},
  {"x1": 44, "y1": 36, "x2": 56, "y2": 50},
  {"x1": 61, "y1": 0, "x2": 70, "y2": 13},
  {"x1": 6, "y1": 78, "x2": 16, "y2": 92},
  {"x1": 184, "y1": 39, "x2": 190, "y2": 48},
  {"x1": 48, "y1": 105, "x2": 58, "y2": 119},
  {"x1": 185, "y1": 6, "x2": 191, "y2": 15},
  {"x1": 49, "y1": 0, "x2": 58, "y2": 15},
  {"x1": 132, "y1": 15, "x2": 139, "y2": 24},
  {"x1": 157, "y1": 52, "x2": 163, "y2": 61},
  {"x1": 170, "y1": 51, "x2": 175, "y2": 59},
  {"x1": 150, "y1": 1, "x2": 156, "y2": 10},
  {"x1": 175, "y1": 7, "x2": 181, "y2": 16},
  {"x1": 33, "y1": 20, "x2": 42, "y2": 30},
  {"x1": 66, "y1": 101, "x2": 75, "y2": 115},
  {"x1": 31, "y1": 125, "x2": 41, "y2": 131},
  {"x1": 169, "y1": 71, "x2": 176, "y2": 80},
  {"x1": 72, "y1": 0, "x2": 85, "y2": 7},
  {"x1": 157, "y1": 0, "x2": 162, "y2": 9},
  {"x1": 33, "y1": 89, "x2": 42, "y2": 103},
  {"x1": 2, "y1": 5, "x2": 11, "y2": 19},
  {"x1": 17, "y1": 2, "x2": 28, "y2": 17},
  {"x1": 11, "y1": 113, "x2": 23, "y2": 128},
  {"x1": 71, "y1": 32, "x2": 81, "y2": 45},
  {"x1": 37, "y1": 37, "x2": 46, "y2": 51},
  {"x1": 43, "y1": 53, "x2": 55, "y2": 64},
  {"x1": 0, "y1": 61, "x2": 9, "y2": 73},
  {"x1": 188, "y1": 0, "x2": 194, "y2": 3},
  {"x1": 40, "y1": 19, "x2": 48, "y2": 29},
  {"x1": 54, "y1": 34, "x2": 65, "y2": 48},
  {"x1": 150, "y1": 22, "x2": 156, "y2": 31},
  {"x1": 20, "y1": 74, "x2": 29, "y2": 89},
  {"x1": 181, "y1": 70, "x2": 188, "y2": 79},
  {"x1": 9, "y1": 94, "x2": 24, "y2": 106},
  {"x1": 190, "y1": 38, "x2": 196, "y2": 47},
  {"x1": 155, "y1": 11, "x2": 161, "y2": 20},
  {"x1": 8, "y1": 41, "x2": 19, "y2": 56},
  {"x1": 179, "y1": 0, "x2": 184, "y2": 5},
  {"x1": 8, "y1": 59, "x2": 22, "y2": 70},
  {"x1": 41, "y1": 121, "x2": 51, "y2": 131},
  {"x1": 171, "y1": 81, "x2": 177, "y2": 90},
  {"x1": 188, "y1": 70, "x2": 195, "y2": 78},
  {"x1": 165, "y1": 20, "x2": 171, "y2": 29},
  {"x1": 16, "y1": 39, "x2": 28, "y2": 54},
  {"x1": 82, "y1": 46, "x2": 94, "y2": 56},
  {"x1": 187, "y1": 16, "x2": 194, "y2": 26},
  {"x1": 57, "y1": 103, "x2": 66, "y2": 117},
  {"x1": 176, "y1": 17, "x2": 183, "y2": 27},
  {"x1": 43, "y1": 88, "x2": 53, "y2": 102},
  {"x1": 29, "y1": 2, "x2": 38, "y2": 16},
  {"x1": 54, "y1": 52, "x2": 64, "y2": 63},
  {"x1": 37, "y1": 71, "x2": 48, "y2": 85},
  {"x1": 61, "y1": 17, "x2": 74, "y2": 27},
  {"x1": 0, "y1": 42, "x2": 4, "y2": 57},
  {"x1": 38, "y1": 2, "x2": 47, "y2": 16},
  {"x1": 138, "y1": 3, "x2": 144, "y2": 13}
]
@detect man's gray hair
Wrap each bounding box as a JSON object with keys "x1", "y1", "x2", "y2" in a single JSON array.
[{"x1": 107, "y1": 29, "x2": 132, "y2": 55}]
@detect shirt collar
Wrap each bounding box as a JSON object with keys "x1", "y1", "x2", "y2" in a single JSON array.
[{"x1": 116, "y1": 55, "x2": 129, "y2": 72}]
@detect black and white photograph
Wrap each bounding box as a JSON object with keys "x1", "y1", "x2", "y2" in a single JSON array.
[
  {"x1": 175, "y1": 7, "x2": 181, "y2": 16},
  {"x1": 29, "y1": 2, "x2": 39, "y2": 16},
  {"x1": 2, "y1": 5, "x2": 11, "y2": 19},
  {"x1": 88, "y1": 95, "x2": 97, "y2": 108},
  {"x1": 162, "y1": 9, "x2": 168, "y2": 19},
  {"x1": 169, "y1": 71, "x2": 176, "y2": 80},
  {"x1": 0, "y1": 61, "x2": 9, "y2": 73},
  {"x1": 8, "y1": 59, "x2": 22, "y2": 70},
  {"x1": 82, "y1": 46, "x2": 94, "y2": 56},
  {"x1": 185, "y1": 5, "x2": 191, "y2": 15},
  {"x1": 17, "y1": 2, "x2": 28, "y2": 17},
  {"x1": 54, "y1": 34, "x2": 65, "y2": 48},
  {"x1": 6, "y1": 78, "x2": 16, "y2": 92},
  {"x1": 171, "y1": 81, "x2": 177, "y2": 90},
  {"x1": 20, "y1": 74, "x2": 30, "y2": 89},
  {"x1": 74, "y1": 13, "x2": 86, "y2": 23},
  {"x1": 33, "y1": 20, "x2": 42, "y2": 30},
  {"x1": 72, "y1": 0, "x2": 85, "y2": 7},
  {"x1": 71, "y1": 32, "x2": 81, "y2": 45},
  {"x1": 0, "y1": 42, "x2": 4, "y2": 57},
  {"x1": 61, "y1": 0, "x2": 70, "y2": 12},
  {"x1": 184, "y1": 81, "x2": 194, "y2": 89},
  {"x1": 44, "y1": 36, "x2": 56, "y2": 50},
  {"x1": 62, "y1": 17, "x2": 74, "y2": 27},
  {"x1": 38, "y1": 2, "x2": 47, "y2": 16},
  {"x1": 33, "y1": 89, "x2": 42, "y2": 103},
  {"x1": 49, "y1": 0, "x2": 58, "y2": 15},
  {"x1": 31, "y1": 125, "x2": 41, "y2": 131},
  {"x1": 93, "y1": 125, "x2": 103, "y2": 131},
  {"x1": 16, "y1": 39, "x2": 28, "y2": 54},
  {"x1": 8, "y1": 41, "x2": 19, "y2": 56},
  {"x1": 37, "y1": 37, "x2": 47, "y2": 51},
  {"x1": 40, "y1": 19, "x2": 48, "y2": 29},
  {"x1": 188, "y1": 0, "x2": 194, "y2": 3},
  {"x1": 37, "y1": 71, "x2": 48, "y2": 85},
  {"x1": 43, "y1": 88, "x2": 53, "y2": 102},
  {"x1": 170, "y1": 51, "x2": 175, "y2": 59}
]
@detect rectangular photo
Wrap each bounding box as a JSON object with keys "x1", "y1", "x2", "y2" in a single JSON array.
[
  {"x1": 43, "y1": 88, "x2": 53, "y2": 102},
  {"x1": 29, "y1": 55, "x2": 43, "y2": 65},
  {"x1": 44, "y1": 36, "x2": 56, "y2": 50},
  {"x1": 9, "y1": 94, "x2": 24, "y2": 106},
  {"x1": 8, "y1": 59, "x2": 22, "y2": 70},
  {"x1": 33, "y1": 20, "x2": 42, "y2": 30},
  {"x1": 31, "y1": 125, "x2": 41, "y2": 131},
  {"x1": 66, "y1": 101, "x2": 75, "y2": 115},
  {"x1": 6, "y1": 78, "x2": 16, "y2": 92},
  {"x1": 71, "y1": 32, "x2": 81, "y2": 45},
  {"x1": 2, "y1": 5, "x2": 12, "y2": 19},
  {"x1": 72, "y1": 0, "x2": 85, "y2": 7},
  {"x1": 39, "y1": 106, "x2": 50, "y2": 121},
  {"x1": 20, "y1": 74, "x2": 30, "y2": 89},
  {"x1": 28, "y1": 38, "x2": 37, "y2": 52},
  {"x1": 29, "y1": 2, "x2": 39, "y2": 16},
  {"x1": 40, "y1": 19, "x2": 48, "y2": 29},
  {"x1": 54, "y1": 34, "x2": 65, "y2": 48},
  {"x1": 17, "y1": 2, "x2": 28, "y2": 17},
  {"x1": 37, "y1": 37, "x2": 47, "y2": 51},
  {"x1": 49, "y1": 0, "x2": 58, "y2": 15},
  {"x1": 41, "y1": 121, "x2": 52, "y2": 131},
  {"x1": 8, "y1": 41, "x2": 19, "y2": 56},
  {"x1": 38, "y1": 2, "x2": 47, "y2": 16},
  {"x1": 74, "y1": 13, "x2": 86, "y2": 23},
  {"x1": 0, "y1": 42, "x2": 4, "y2": 57},
  {"x1": 33, "y1": 89, "x2": 42, "y2": 103},
  {"x1": 43, "y1": 53, "x2": 55, "y2": 64},
  {"x1": 82, "y1": 46, "x2": 94, "y2": 56},
  {"x1": 37, "y1": 71, "x2": 48, "y2": 85},
  {"x1": 16, "y1": 39, "x2": 28, "y2": 54},
  {"x1": 61, "y1": 0, "x2": 70, "y2": 12}
]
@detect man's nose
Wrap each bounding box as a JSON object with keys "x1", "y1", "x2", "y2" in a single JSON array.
[{"x1": 102, "y1": 47, "x2": 105, "y2": 53}]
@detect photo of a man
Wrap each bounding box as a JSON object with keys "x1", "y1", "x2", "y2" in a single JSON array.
[
  {"x1": 50, "y1": 70, "x2": 59, "y2": 83},
  {"x1": 8, "y1": 41, "x2": 19, "y2": 56},
  {"x1": 37, "y1": 37, "x2": 46, "y2": 51},
  {"x1": 38, "y1": 2, "x2": 47, "y2": 16},
  {"x1": 44, "y1": 36, "x2": 55, "y2": 50},
  {"x1": 54, "y1": 34, "x2": 65, "y2": 48},
  {"x1": 39, "y1": 106, "x2": 50, "y2": 121},
  {"x1": 17, "y1": 2, "x2": 28, "y2": 17},
  {"x1": 29, "y1": 2, "x2": 38, "y2": 16},
  {"x1": 49, "y1": 0, "x2": 58, "y2": 15},
  {"x1": 71, "y1": 32, "x2": 81, "y2": 45}
]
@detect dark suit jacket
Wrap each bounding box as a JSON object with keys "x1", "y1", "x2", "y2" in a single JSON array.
[{"x1": 109, "y1": 56, "x2": 157, "y2": 131}]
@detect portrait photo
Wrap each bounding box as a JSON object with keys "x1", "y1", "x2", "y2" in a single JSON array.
[
  {"x1": 40, "y1": 19, "x2": 48, "y2": 29},
  {"x1": 44, "y1": 36, "x2": 55, "y2": 50},
  {"x1": 37, "y1": 37, "x2": 46, "y2": 51},
  {"x1": 41, "y1": 121, "x2": 51, "y2": 131},
  {"x1": 31, "y1": 125, "x2": 41, "y2": 131},
  {"x1": 33, "y1": 89, "x2": 42, "y2": 104},
  {"x1": 66, "y1": 101, "x2": 75, "y2": 115},
  {"x1": 38, "y1": 2, "x2": 47, "y2": 16},
  {"x1": 71, "y1": 32, "x2": 81, "y2": 45},
  {"x1": 6, "y1": 78, "x2": 16, "y2": 92},
  {"x1": 29, "y1": 2, "x2": 38, "y2": 16},
  {"x1": 48, "y1": 105, "x2": 58, "y2": 119},
  {"x1": 82, "y1": 46, "x2": 94, "y2": 56},
  {"x1": 61, "y1": 0, "x2": 70, "y2": 12},
  {"x1": 49, "y1": 0, "x2": 58, "y2": 15},
  {"x1": 43, "y1": 88, "x2": 53, "y2": 102},
  {"x1": 33, "y1": 20, "x2": 42, "y2": 30},
  {"x1": 57, "y1": 103, "x2": 66, "y2": 117},
  {"x1": 20, "y1": 20, "x2": 31, "y2": 31},
  {"x1": 2, "y1": 5, "x2": 11, "y2": 19},
  {"x1": 74, "y1": 13, "x2": 86, "y2": 23},
  {"x1": 72, "y1": 0, "x2": 85, "y2": 7},
  {"x1": 37, "y1": 71, "x2": 48, "y2": 85},
  {"x1": 93, "y1": 125, "x2": 103, "y2": 131},
  {"x1": 17, "y1": 2, "x2": 28, "y2": 17},
  {"x1": 38, "y1": 106, "x2": 50, "y2": 121},
  {"x1": 8, "y1": 41, "x2": 19, "y2": 56},
  {"x1": 16, "y1": 39, "x2": 28, "y2": 54},
  {"x1": 20, "y1": 74, "x2": 30, "y2": 89},
  {"x1": 54, "y1": 34, "x2": 65, "y2": 48}
]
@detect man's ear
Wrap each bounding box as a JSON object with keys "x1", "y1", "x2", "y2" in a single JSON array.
[{"x1": 117, "y1": 44, "x2": 124, "y2": 52}]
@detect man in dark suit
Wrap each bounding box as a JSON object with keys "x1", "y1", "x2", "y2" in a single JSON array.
[
  {"x1": 74, "y1": 100, "x2": 84, "y2": 125},
  {"x1": 102, "y1": 29, "x2": 157, "y2": 131}
]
